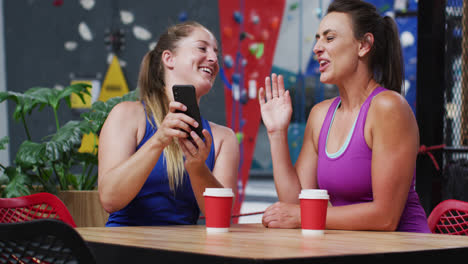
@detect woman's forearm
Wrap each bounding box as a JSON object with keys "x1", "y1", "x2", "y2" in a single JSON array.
[
  {"x1": 185, "y1": 163, "x2": 223, "y2": 215},
  {"x1": 99, "y1": 139, "x2": 165, "y2": 213},
  {"x1": 268, "y1": 131, "x2": 302, "y2": 203}
]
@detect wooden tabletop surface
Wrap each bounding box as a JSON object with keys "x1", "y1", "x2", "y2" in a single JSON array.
[{"x1": 76, "y1": 223, "x2": 468, "y2": 260}]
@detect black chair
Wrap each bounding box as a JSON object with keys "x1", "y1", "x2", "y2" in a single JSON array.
[{"x1": 0, "y1": 219, "x2": 96, "y2": 264}]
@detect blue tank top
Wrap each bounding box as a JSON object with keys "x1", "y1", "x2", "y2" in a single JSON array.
[{"x1": 106, "y1": 111, "x2": 215, "y2": 226}]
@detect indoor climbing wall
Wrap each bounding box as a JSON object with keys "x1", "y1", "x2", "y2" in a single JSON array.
[
  {"x1": 218, "y1": 0, "x2": 286, "y2": 220},
  {"x1": 4, "y1": 0, "x2": 224, "y2": 164}
]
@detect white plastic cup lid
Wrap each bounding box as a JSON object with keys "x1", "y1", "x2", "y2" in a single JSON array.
[
  {"x1": 299, "y1": 189, "x2": 329, "y2": 200},
  {"x1": 203, "y1": 188, "x2": 234, "y2": 197}
]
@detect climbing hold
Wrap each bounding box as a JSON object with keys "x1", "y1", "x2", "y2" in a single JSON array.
[
  {"x1": 400, "y1": 31, "x2": 414, "y2": 48},
  {"x1": 240, "y1": 89, "x2": 248, "y2": 104},
  {"x1": 248, "y1": 79, "x2": 257, "y2": 99},
  {"x1": 271, "y1": 16, "x2": 280, "y2": 30},
  {"x1": 249, "y1": 71, "x2": 259, "y2": 79},
  {"x1": 224, "y1": 55, "x2": 234, "y2": 68},
  {"x1": 289, "y1": 3, "x2": 299, "y2": 11},
  {"x1": 249, "y1": 43, "x2": 265, "y2": 59},
  {"x1": 232, "y1": 73, "x2": 241, "y2": 84},
  {"x1": 232, "y1": 83, "x2": 240, "y2": 101},
  {"x1": 178, "y1": 11, "x2": 188, "y2": 22},
  {"x1": 239, "y1": 32, "x2": 253, "y2": 41},
  {"x1": 53, "y1": 0, "x2": 64, "y2": 6},
  {"x1": 241, "y1": 58, "x2": 247, "y2": 67},
  {"x1": 233, "y1": 11, "x2": 243, "y2": 24},
  {"x1": 315, "y1": 8, "x2": 322, "y2": 18},
  {"x1": 223, "y1": 27, "x2": 233, "y2": 38},
  {"x1": 261, "y1": 29, "x2": 269, "y2": 41},
  {"x1": 236, "y1": 132, "x2": 244, "y2": 143},
  {"x1": 251, "y1": 14, "x2": 260, "y2": 24}
]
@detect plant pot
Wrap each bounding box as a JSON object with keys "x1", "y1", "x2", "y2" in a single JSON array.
[{"x1": 57, "y1": 190, "x2": 109, "y2": 227}]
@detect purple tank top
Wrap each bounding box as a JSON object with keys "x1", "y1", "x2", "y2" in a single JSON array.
[{"x1": 317, "y1": 87, "x2": 430, "y2": 233}]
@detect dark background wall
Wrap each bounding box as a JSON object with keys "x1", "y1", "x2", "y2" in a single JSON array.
[{"x1": 3, "y1": 0, "x2": 225, "y2": 161}]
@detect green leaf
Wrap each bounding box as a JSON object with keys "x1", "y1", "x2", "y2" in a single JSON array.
[
  {"x1": 31, "y1": 167, "x2": 52, "y2": 184},
  {"x1": 15, "y1": 141, "x2": 46, "y2": 168},
  {"x1": 44, "y1": 120, "x2": 84, "y2": 162},
  {"x1": 60, "y1": 83, "x2": 92, "y2": 108},
  {"x1": 0, "y1": 172, "x2": 8, "y2": 185},
  {"x1": 0, "y1": 136, "x2": 8, "y2": 151},
  {"x1": 23, "y1": 84, "x2": 91, "y2": 112},
  {"x1": 81, "y1": 90, "x2": 138, "y2": 134},
  {"x1": 0, "y1": 91, "x2": 33, "y2": 121},
  {"x1": 1, "y1": 166, "x2": 31, "y2": 198},
  {"x1": 82, "y1": 172, "x2": 98, "y2": 190},
  {"x1": 24, "y1": 87, "x2": 58, "y2": 107},
  {"x1": 74, "y1": 152, "x2": 98, "y2": 165},
  {"x1": 53, "y1": 165, "x2": 68, "y2": 190},
  {"x1": 0, "y1": 91, "x2": 20, "y2": 104},
  {"x1": 66, "y1": 173, "x2": 79, "y2": 190}
]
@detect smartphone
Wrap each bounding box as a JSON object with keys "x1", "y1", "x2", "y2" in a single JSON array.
[{"x1": 172, "y1": 85, "x2": 204, "y2": 140}]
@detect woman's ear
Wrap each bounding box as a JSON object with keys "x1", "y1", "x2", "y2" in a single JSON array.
[
  {"x1": 162, "y1": 50, "x2": 175, "y2": 69},
  {"x1": 358, "y1": 33, "x2": 374, "y2": 58}
]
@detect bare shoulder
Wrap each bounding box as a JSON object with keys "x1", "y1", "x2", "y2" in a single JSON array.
[
  {"x1": 367, "y1": 90, "x2": 419, "y2": 146},
  {"x1": 307, "y1": 97, "x2": 336, "y2": 133},
  {"x1": 309, "y1": 97, "x2": 335, "y2": 120},
  {"x1": 208, "y1": 122, "x2": 238, "y2": 157},
  {"x1": 101, "y1": 101, "x2": 146, "y2": 139},
  {"x1": 369, "y1": 90, "x2": 414, "y2": 117},
  {"x1": 208, "y1": 122, "x2": 237, "y2": 143},
  {"x1": 108, "y1": 101, "x2": 145, "y2": 119}
]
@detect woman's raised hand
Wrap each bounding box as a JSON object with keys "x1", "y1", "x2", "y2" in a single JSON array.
[
  {"x1": 153, "y1": 101, "x2": 199, "y2": 147},
  {"x1": 258, "y1": 74, "x2": 292, "y2": 134}
]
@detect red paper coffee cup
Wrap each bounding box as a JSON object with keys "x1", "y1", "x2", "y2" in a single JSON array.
[
  {"x1": 203, "y1": 188, "x2": 234, "y2": 233},
  {"x1": 299, "y1": 189, "x2": 329, "y2": 235}
]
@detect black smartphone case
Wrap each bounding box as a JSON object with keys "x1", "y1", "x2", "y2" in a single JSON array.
[{"x1": 172, "y1": 85, "x2": 205, "y2": 140}]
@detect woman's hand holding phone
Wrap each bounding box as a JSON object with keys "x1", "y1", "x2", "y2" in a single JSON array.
[
  {"x1": 180, "y1": 129, "x2": 212, "y2": 168},
  {"x1": 172, "y1": 85, "x2": 205, "y2": 141},
  {"x1": 152, "y1": 101, "x2": 199, "y2": 148}
]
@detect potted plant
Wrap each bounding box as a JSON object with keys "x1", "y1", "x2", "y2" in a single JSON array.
[{"x1": 0, "y1": 84, "x2": 137, "y2": 226}]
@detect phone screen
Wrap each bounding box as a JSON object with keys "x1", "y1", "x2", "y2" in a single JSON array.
[{"x1": 172, "y1": 85, "x2": 205, "y2": 140}]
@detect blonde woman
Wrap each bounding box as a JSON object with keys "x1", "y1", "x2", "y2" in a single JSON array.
[{"x1": 98, "y1": 21, "x2": 239, "y2": 226}]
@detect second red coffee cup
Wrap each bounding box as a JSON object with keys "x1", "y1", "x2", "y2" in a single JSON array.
[
  {"x1": 299, "y1": 189, "x2": 329, "y2": 235},
  {"x1": 203, "y1": 188, "x2": 234, "y2": 233}
]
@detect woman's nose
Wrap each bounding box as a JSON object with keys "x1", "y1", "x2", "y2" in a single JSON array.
[
  {"x1": 313, "y1": 41, "x2": 323, "y2": 55},
  {"x1": 208, "y1": 49, "x2": 218, "y2": 63}
]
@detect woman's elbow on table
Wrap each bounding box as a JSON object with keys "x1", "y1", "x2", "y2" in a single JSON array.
[
  {"x1": 374, "y1": 212, "x2": 400, "y2": 231},
  {"x1": 379, "y1": 219, "x2": 399, "y2": 232},
  {"x1": 99, "y1": 187, "x2": 125, "y2": 214}
]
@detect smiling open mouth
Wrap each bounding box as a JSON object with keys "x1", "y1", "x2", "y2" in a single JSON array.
[{"x1": 200, "y1": 67, "x2": 212, "y2": 75}]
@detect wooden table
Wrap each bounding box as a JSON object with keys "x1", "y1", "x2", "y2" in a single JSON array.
[{"x1": 77, "y1": 224, "x2": 468, "y2": 263}]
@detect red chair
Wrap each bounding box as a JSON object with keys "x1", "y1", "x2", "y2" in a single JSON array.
[
  {"x1": 427, "y1": 199, "x2": 468, "y2": 235},
  {"x1": 0, "y1": 192, "x2": 76, "y2": 227}
]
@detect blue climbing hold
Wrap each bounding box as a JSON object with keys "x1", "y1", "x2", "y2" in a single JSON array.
[
  {"x1": 233, "y1": 11, "x2": 243, "y2": 24},
  {"x1": 178, "y1": 11, "x2": 188, "y2": 22}
]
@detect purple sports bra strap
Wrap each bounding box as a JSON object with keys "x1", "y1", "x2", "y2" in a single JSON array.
[
  {"x1": 318, "y1": 87, "x2": 387, "y2": 156},
  {"x1": 318, "y1": 97, "x2": 341, "y2": 156},
  {"x1": 360, "y1": 87, "x2": 387, "y2": 123}
]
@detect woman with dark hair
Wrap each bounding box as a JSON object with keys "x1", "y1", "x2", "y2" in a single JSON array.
[
  {"x1": 259, "y1": 0, "x2": 429, "y2": 232},
  {"x1": 98, "y1": 21, "x2": 239, "y2": 226}
]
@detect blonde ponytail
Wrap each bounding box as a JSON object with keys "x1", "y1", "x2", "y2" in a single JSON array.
[{"x1": 138, "y1": 21, "x2": 205, "y2": 191}]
